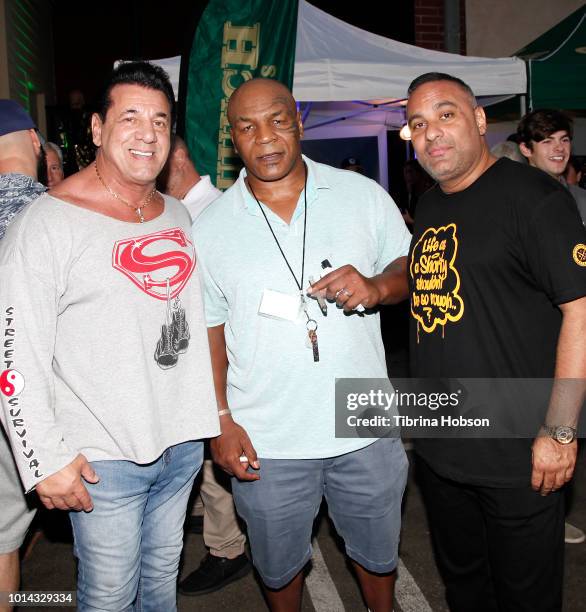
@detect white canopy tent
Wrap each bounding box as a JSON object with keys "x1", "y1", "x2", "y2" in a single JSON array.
[{"x1": 294, "y1": 0, "x2": 526, "y2": 102}]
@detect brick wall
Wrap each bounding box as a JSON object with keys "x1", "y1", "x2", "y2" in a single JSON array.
[
  {"x1": 414, "y1": 0, "x2": 466, "y2": 54},
  {"x1": 414, "y1": 0, "x2": 444, "y2": 50}
]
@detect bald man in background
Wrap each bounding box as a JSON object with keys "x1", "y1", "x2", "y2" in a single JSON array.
[
  {"x1": 0, "y1": 99, "x2": 46, "y2": 612},
  {"x1": 160, "y1": 136, "x2": 221, "y2": 221}
]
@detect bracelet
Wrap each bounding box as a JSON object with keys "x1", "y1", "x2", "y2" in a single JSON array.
[{"x1": 217, "y1": 408, "x2": 231, "y2": 417}]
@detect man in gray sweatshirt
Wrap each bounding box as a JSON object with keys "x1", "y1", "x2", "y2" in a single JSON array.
[{"x1": 0, "y1": 63, "x2": 219, "y2": 612}]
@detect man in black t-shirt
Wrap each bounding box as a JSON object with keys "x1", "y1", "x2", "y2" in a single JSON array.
[{"x1": 406, "y1": 72, "x2": 586, "y2": 612}]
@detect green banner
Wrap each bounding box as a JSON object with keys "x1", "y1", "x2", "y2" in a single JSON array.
[
  {"x1": 185, "y1": 0, "x2": 299, "y2": 190},
  {"x1": 517, "y1": 6, "x2": 586, "y2": 110}
]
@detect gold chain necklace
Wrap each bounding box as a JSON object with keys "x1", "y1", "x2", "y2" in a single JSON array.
[{"x1": 94, "y1": 161, "x2": 158, "y2": 223}]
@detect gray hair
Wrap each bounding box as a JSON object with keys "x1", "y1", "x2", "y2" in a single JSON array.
[
  {"x1": 45, "y1": 141, "x2": 63, "y2": 165},
  {"x1": 490, "y1": 141, "x2": 526, "y2": 164}
]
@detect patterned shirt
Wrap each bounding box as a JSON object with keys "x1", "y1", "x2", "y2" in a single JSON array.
[{"x1": 0, "y1": 173, "x2": 46, "y2": 240}]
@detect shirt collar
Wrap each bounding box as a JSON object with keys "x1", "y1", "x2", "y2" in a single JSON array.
[
  {"x1": 236, "y1": 155, "x2": 331, "y2": 218},
  {"x1": 183, "y1": 175, "x2": 211, "y2": 200}
]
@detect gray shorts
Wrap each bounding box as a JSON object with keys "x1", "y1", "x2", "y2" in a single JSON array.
[
  {"x1": 231, "y1": 438, "x2": 408, "y2": 589},
  {"x1": 0, "y1": 432, "x2": 36, "y2": 553}
]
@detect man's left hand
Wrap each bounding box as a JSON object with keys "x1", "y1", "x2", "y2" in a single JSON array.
[
  {"x1": 308, "y1": 265, "x2": 380, "y2": 312},
  {"x1": 531, "y1": 435, "x2": 577, "y2": 495}
]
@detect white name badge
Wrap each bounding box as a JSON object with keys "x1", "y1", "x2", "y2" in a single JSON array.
[{"x1": 258, "y1": 289, "x2": 303, "y2": 322}]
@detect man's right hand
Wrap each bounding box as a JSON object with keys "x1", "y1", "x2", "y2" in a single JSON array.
[
  {"x1": 211, "y1": 417, "x2": 260, "y2": 481},
  {"x1": 35, "y1": 454, "x2": 99, "y2": 512}
]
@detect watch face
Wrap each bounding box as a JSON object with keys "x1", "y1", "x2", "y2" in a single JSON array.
[{"x1": 555, "y1": 426, "x2": 575, "y2": 444}]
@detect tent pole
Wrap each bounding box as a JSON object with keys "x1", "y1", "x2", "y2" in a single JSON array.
[
  {"x1": 519, "y1": 94, "x2": 526, "y2": 118},
  {"x1": 444, "y1": 0, "x2": 461, "y2": 53},
  {"x1": 301, "y1": 102, "x2": 312, "y2": 124},
  {"x1": 527, "y1": 59, "x2": 532, "y2": 112}
]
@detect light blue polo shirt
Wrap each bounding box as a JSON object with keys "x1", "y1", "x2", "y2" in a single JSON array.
[{"x1": 193, "y1": 156, "x2": 411, "y2": 459}]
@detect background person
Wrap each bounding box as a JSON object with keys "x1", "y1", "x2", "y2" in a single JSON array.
[
  {"x1": 340, "y1": 156, "x2": 366, "y2": 175},
  {"x1": 518, "y1": 109, "x2": 586, "y2": 223},
  {"x1": 400, "y1": 158, "x2": 435, "y2": 228},
  {"x1": 0, "y1": 99, "x2": 46, "y2": 612},
  {"x1": 564, "y1": 155, "x2": 583, "y2": 187},
  {"x1": 44, "y1": 141, "x2": 65, "y2": 189},
  {"x1": 159, "y1": 134, "x2": 251, "y2": 595},
  {"x1": 489, "y1": 140, "x2": 526, "y2": 164},
  {"x1": 159, "y1": 135, "x2": 221, "y2": 221},
  {"x1": 517, "y1": 109, "x2": 586, "y2": 545}
]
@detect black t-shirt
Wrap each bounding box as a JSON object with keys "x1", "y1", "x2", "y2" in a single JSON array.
[{"x1": 409, "y1": 158, "x2": 586, "y2": 486}]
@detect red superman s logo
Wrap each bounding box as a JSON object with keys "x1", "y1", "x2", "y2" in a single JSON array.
[{"x1": 112, "y1": 228, "x2": 196, "y2": 300}]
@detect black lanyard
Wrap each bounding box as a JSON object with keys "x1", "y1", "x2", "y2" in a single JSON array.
[{"x1": 248, "y1": 163, "x2": 308, "y2": 294}]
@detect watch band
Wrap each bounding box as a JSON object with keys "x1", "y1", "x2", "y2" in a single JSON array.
[{"x1": 542, "y1": 424, "x2": 576, "y2": 444}]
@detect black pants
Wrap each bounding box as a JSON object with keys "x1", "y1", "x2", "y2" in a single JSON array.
[{"x1": 416, "y1": 456, "x2": 565, "y2": 612}]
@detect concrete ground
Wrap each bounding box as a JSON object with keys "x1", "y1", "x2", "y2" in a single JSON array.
[{"x1": 18, "y1": 448, "x2": 586, "y2": 612}]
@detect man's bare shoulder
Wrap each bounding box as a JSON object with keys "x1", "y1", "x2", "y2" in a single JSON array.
[{"x1": 48, "y1": 165, "x2": 95, "y2": 208}]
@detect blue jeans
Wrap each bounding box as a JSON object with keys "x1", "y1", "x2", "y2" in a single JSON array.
[{"x1": 69, "y1": 441, "x2": 203, "y2": 611}]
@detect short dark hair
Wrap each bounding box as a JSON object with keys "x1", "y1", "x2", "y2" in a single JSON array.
[
  {"x1": 407, "y1": 72, "x2": 476, "y2": 106},
  {"x1": 97, "y1": 61, "x2": 176, "y2": 124},
  {"x1": 516, "y1": 109, "x2": 573, "y2": 148}
]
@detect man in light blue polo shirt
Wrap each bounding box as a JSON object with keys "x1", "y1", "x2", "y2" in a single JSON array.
[{"x1": 194, "y1": 78, "x2": 411, "y2": 611}]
